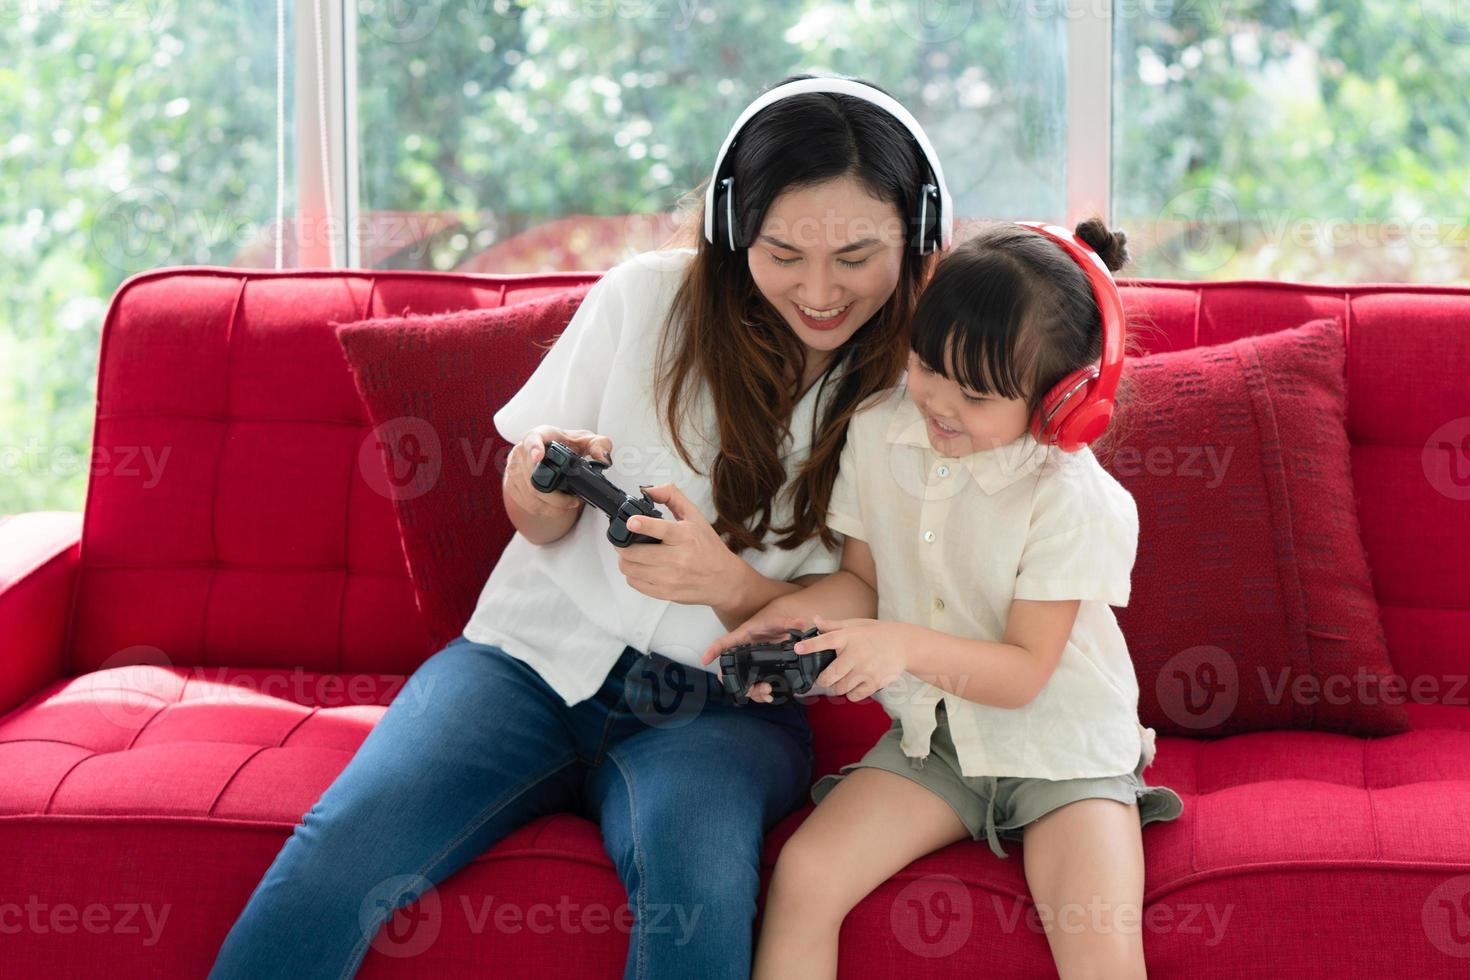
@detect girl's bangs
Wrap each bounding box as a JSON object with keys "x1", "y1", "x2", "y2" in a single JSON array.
[{"x1": 910, "y1": 289, "x2": 1028, "y2": 401}]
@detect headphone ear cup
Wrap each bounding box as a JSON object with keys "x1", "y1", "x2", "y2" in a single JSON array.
[
  {"x1": 1056, "y1": 399, "x2": 1116, "y2": 453},
  {"x1": 711, "y1": 176, "x2": 736, "y2": 250},
  {"x1": 1032, "y1": 366, "x2": 1099, "y2": 449},
  {"x1": 913, "y1": 183, "x2": 940, "y2": 254}
]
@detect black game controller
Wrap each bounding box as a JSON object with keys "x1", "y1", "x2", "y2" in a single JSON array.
[
  {"x1": 719, "y1": 626, "x2": 838, "y2": 705},
  {"x1": 530, "y1": 440, "x2": 664, "y2": 548}
]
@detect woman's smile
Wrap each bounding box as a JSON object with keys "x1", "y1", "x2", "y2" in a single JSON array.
[
  {"x1": 794, "y1": 299, "x2": 856, "y2": 331},
  {"x1": 746, "y1": 174, "x2": 908, "y2": 371}
]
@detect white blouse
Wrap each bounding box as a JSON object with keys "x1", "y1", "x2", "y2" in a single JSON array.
[
  {"x1": 827, "y1": 383, "x2": 1157, "y2": 780},
  {"x1": 464, "y1": 248, "x2": 845, "y2": 706}
]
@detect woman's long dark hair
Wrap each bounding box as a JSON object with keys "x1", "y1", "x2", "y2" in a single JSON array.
[{"x1": 656, "y1": 74, "x2": 940, "y2": 553}]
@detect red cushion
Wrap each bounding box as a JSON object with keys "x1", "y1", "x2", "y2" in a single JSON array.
[
  {"x1": 1104, "y1": 318, "x2": 1409, "y2": 737},
  {"x1": 333, "y1": 285, "x2": 593, "y2": 652}
]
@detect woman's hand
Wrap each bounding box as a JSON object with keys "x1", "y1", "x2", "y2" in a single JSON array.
[
  {"x1": 700, "y1": 610, "x2": 815, "y2": 704},
  {"x1": 502, "y1": 425, "x2": 615, "y2": 521},
  {"x1": 797, "y1": 615, "x2": 913, "y2": 702},
  {"x1": 614, "y1": 482, "x2": 755, "y2": 609}
]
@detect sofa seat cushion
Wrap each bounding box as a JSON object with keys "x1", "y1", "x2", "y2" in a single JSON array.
[
  {"x1": 0, "y1": 664, "x2": 407, "y2": 821},
  {"x1": 7, "y1": 667, "x2": 1463, "y2": 859},
  {"x1": 5, "y1": 664, "x2": 1466, "y2": 871}
]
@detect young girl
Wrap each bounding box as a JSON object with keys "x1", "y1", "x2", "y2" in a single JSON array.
[{"x1": 701, "y1": 218, "x2": 1184, "y2": 980}]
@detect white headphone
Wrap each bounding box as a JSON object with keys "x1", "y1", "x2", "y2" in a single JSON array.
[{"x1": 702, "y1": 76, "x2": 954, "y2": 254}]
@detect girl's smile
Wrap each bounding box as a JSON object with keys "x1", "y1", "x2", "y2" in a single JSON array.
[
  {"x1": 906, "y1": 350, "x2": 1032, "y2": 456},
  {"x1": 926, "y1": 414, "x2": 963, "y2": 442}
]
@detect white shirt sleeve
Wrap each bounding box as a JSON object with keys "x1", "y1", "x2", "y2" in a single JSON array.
[
  {"x1": 1013, "y1": 465, "x2": 1139, "y2": 606},
  {"x1": 825, "y1": 420, "x2": 866, "y2": 542},
  {"x1": 492, "y1": 267, "x2": 626, "y2": 446}
]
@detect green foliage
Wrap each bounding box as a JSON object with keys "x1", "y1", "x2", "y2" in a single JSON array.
[
  {"x1": 1115, "y1": 0, "x2": 1470, "y2": 279},
  {"x1": 3, "y1": 1, "x2": 289, "y2": 514}
]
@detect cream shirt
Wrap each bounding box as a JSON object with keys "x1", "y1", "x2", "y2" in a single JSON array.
[
  {"x1": 464, "y1": 248, "x2": 844, "y2": 706},
  {"x1": 827, "y1": 383, "x2": 1157, "y2": 779}
]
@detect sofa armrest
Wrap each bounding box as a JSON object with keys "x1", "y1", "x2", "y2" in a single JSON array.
[{"x1": 0, "y1": 512, "x2": 82, "y2": 715}]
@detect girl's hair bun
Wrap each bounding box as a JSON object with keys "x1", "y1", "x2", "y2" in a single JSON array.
[{"x1": 1074, "y1": 216, "x2": 1129, "y2": 272}]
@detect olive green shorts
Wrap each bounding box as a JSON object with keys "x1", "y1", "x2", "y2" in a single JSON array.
[{"x1": 811, "y1": 702, "x2": 1185, "y2": 860}]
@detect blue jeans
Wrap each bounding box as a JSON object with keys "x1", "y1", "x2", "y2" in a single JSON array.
[{"x1": 208, "y1": 635, "x2": 813, "y2": 980}]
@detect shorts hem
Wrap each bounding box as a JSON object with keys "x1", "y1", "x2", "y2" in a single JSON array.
[
  {"x1": 812, "y1": 762, "x2": 985, "y2": 840},
  {"x1": 1002, "y1": 783, "x2": 1185, "y2": 837},
  {"x1": 814, "y1": 765, "x2": 1185, "y2": 849}
]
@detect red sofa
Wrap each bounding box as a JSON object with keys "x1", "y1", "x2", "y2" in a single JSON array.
[{"x1": 2, "y1": 265, "x2": 1468, "y2": 978}]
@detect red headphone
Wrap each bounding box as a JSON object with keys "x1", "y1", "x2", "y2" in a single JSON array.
[{"x1": 1014, "y1": 221, "x2": 1126, "y2": 453}]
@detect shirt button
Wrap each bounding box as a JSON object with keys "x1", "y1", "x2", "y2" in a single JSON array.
[
  {"x1": 934, "y1": 597, "x2": 945, "y2": 611},
  {"x1": 922, "y1": 530, "x2": 936, "y2": 543},
  {"x1": 937, "y1": 465, "x2": 950, "y2": 477}
]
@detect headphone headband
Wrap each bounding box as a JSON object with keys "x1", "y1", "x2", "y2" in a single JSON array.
[{"x1": 702, "y1": 76, "x2": 953, "y2": 251}]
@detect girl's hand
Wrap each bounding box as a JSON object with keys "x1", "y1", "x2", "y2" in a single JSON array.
[
  {"x1": 615, "y1": 482, "x2": 753, "y2": 609},
  {"x1": 700, "y1": 612, "x2": 815, "y2": 704},
  {"x1": 797, "y1": 615, "x2": 913, "y2": 702},
  {"x1": 503, "y1": 426, "x2": 615, "y2": 520}
]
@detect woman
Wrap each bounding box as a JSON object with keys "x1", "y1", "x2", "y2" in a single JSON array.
[{"x1": 209, "y1": 72, "x2": 951, "y2": 980}]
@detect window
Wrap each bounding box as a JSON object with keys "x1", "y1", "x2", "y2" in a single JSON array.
[
  {"x1": 1114, "y1": 0, "x2": 1470, "y2": 281},
  {"x1": 6, "y1": 0, "x2": 1467, "y2": 514},
  {"x1": 354, "y1": 0, "x2": 1068, "y2": 272}
]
